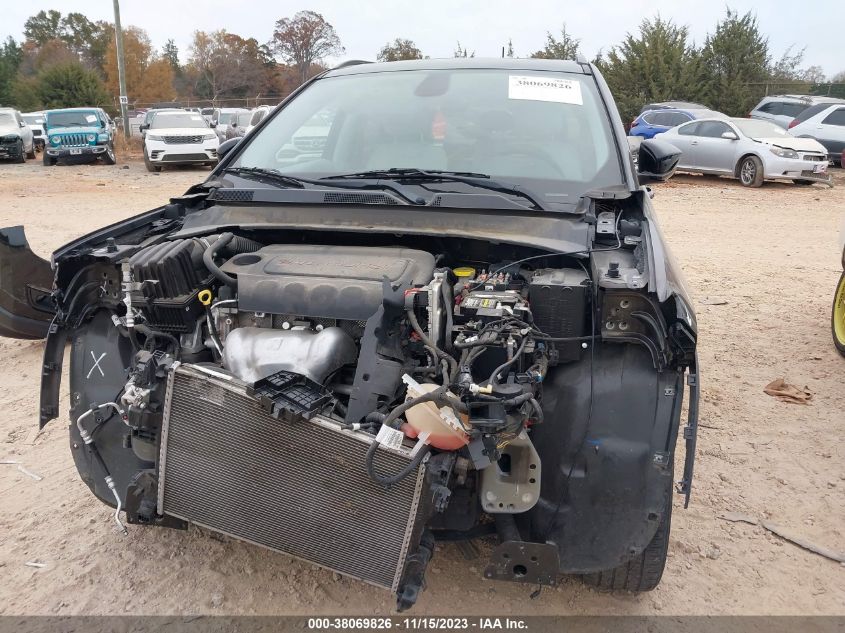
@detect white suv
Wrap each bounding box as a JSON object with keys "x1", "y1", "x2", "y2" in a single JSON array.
[
  {"x1": 788, "y1": 103, "x2": 845, "y2": 165},
  {"x1": 143, "y1": 111, "x2": 219, "y2": 172}
]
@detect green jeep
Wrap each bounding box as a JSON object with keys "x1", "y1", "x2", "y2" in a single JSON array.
[{"x1": 43, "y1": 107, "x2": 116, "y2": 166}]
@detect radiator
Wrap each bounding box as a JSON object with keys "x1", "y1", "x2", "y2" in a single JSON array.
[{"x1": 157, "y1": 363, "x2": 428, "y2": 591}]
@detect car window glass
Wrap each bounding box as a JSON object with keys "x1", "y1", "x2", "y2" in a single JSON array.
[
  {"x1": 696, "y1": 121, "x2": 731, "y2": 138},
  {"x1": 792, "y1": 104, "x2": 828, "y2": 124},
  {"x1": 821, "y1": 108, "x2": 845, "y2": 126},
  {"x1": 665, "y1": 112, "x2": 690, "y2": 126},
  {"x1": 677, "y1": 122, "x2": 700, "y2": 136},
  {"x1": 759, "y1": 102, "x2": 779, "y2": 114},
  {"x1": 645, "y1": 112, "x2": 665, "y2": 125},
  {"x1": 781, "y1": 103, "x2": 807, "y2": 118},
  {"x1": 234, "y1": 69, "x2": 622, "y2": 202},
  {"x1": 250, "y1": 110, "x2": 265, "y2": 126}
]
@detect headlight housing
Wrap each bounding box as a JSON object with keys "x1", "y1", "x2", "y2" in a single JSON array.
[
  {"x1": 2, "y1": 134, "x2": 19, "y2": 143},
  {"x1": 97, "y1": 133, "x2": 110, "y2": 142},
  {"x1": 203, "y1": 133, "x2": 217, "y2": 140},
  {"x1": 770, "y1": 147, "x2": 799, "y2": 159},
  {"x1": 146, "y1": 133, "x2": 164, "y2": 141},
  {"x1": 50, "y1": 135, "x2": 61, "y2": 144}
]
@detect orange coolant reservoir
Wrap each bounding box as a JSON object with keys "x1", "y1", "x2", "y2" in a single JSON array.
[{"x1": 400, "y1": 375, "x2": 470, "y2": 451}]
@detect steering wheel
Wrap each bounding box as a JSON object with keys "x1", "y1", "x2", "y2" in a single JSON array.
[{"x1": 488, "y1": 141, "x2": 565, "y2": 178}]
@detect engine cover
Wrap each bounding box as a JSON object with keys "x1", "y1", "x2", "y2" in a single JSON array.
[{"x1": 219, "y1": 245, "x2": 436, "y2": 320}]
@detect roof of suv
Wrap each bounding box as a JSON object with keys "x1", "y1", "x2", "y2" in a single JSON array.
[{"x1": 325, "y1": 57, "x2": 587, "y2": 78}]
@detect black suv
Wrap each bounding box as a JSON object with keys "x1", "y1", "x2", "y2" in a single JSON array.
[{"x1": 0, "y1": 58, "x2": 697, "y2": 610}]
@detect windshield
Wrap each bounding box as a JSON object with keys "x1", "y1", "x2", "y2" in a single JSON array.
[
  {"x1": 232, "y1": 69, "x2": 622, "y2": 206},
  {"x1": 151, "y1": 112, "x2": 209, "y2": 129},
  {"x1": 219, "y1": 112, "x2": 241, "y2": 125},
  {"x1": 47, "y1": 111, "x2": 100, "y2": 128},
  {"x1": 23, "y1": 115, "x2": 43, "y2": 125},
  {"x1": 236, "y1": 112, "x2": 252, "y2": 126},
  {"x1": 0, "y1": 113, "x2": 14, "y2": 125},
  {"x1": 732, "y1": 118, "x2": 789, "y2": 138}
]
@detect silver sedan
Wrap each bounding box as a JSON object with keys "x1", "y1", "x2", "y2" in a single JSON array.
[{"x1": 659, "y1": 117, "x2": 831, "y2": 187}]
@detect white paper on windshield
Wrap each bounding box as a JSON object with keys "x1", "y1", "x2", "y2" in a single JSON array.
[
  {"x1": 85, "y1": 114, "x2": 97, "y2": 123},
  {"x1": 508, "y1": 75, "x2": 583, "y2": 105}
]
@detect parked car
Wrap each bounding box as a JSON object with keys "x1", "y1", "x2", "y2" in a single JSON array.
[
  {"x1": 0, "y1": 107, "x2": 36, "y2": 162},
  {"x1": 661, "y1": 117, "x2": 830, "y2": 187},
  {"x1": 629, "y1": 108, "x2": 726, "y2": 139},
  {"x1": 751, "y1": 94, "x2": 845, "y2": 129},
  {"x1": 21, "y1": 111, "x2": 47, "y2": 150},
  {"x1": 139, "y1": 108, "x2": 183, "y2": 139},
  {"x1": 788, "y1": 103, "x2": 845, "y2": 165},
  {"x1": 638, "y1": 100, "x2": 709, "y2": 114},
  {"x1": 212, "y1": 107, "x2": 248, "y2": 141},
  {"x1": 225, "y1": 110, "x2": 253, "y2": 140},
  {"x1": 142, "y1": 110, "x2": 219, "y2": 172},
  {"x1": 200, "y1": 107, "x2": 216, "y2": 124},
  {"x1": 43, "y1": 107, "x2": 116, "y2": 166},
  {"x1": 246, "y1": 105, "x2": 272, "y2": 133},
  {"x1": 0, "y1": 58, "x2": 697, "y2": 611}
]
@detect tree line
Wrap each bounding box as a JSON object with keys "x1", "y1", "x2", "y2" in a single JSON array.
[{"x1": 0, "y1": 7, "x2": 841, "y2": 122}]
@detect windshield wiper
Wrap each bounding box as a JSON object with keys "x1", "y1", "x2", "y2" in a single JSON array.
[
  {"x1": 222, "y1": 166, "x2": 418, "y2": 205},
  {"x1": 324, "y1": 168, "x2": 547, "y2": 210},
  {"x1": 222, "y1": 167, "x2": 306, "y2": 188}
]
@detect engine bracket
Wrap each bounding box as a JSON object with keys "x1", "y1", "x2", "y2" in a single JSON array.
[{"x1": 483, "y1": 540, "x2": 559, "y2": 586}]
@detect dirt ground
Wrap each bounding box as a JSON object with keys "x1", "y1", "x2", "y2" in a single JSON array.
[{"x1": 0, "y1": 158, "x2": 843, "y2": 616}]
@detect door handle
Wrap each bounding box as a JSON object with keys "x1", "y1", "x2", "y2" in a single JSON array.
[{"x1": 690, "y1": 140, "x2": 699, "y2": 145}]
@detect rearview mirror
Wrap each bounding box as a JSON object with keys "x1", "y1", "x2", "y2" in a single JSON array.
[
  {"x1": 218, "y1": 137, "x2": 241, "y2": 160},
  {"x1": 637, "y1": 138, "x2": 681, "y2": 182},
  {"x1": 721, "y1": 131, "x2": 738, "y2": 140}
]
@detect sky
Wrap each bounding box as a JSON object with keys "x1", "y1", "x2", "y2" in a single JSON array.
[{"x1": 1, "y1": 0, "x2": 842, "y2": 77}]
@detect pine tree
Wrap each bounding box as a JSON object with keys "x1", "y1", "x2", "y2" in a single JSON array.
[
  {"x1": 597, "y1": 17, "x2": 707, "y2": 124},
  {"x1": 700, "y1": 9, "x2": 769, "y2": 115}
]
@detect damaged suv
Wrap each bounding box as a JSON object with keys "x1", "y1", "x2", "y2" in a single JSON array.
[{"x1": 0, "y1": 58, "x2": 697, "y2": 609}]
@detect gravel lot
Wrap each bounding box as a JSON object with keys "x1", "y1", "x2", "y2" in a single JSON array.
[{"x1": 0, "y1": 159, "x2": 843, "y2": 616}]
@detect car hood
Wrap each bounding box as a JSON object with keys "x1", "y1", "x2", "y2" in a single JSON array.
[
  {"x1": 148, "y1": 127, "x2": 215, "y2": 136},
  {"x1": 754, "y1": 136, "x2": 827, "y2": 153},
  {"x1": 46, "y1": 126, "x2": 101, "y2": 135},
  {"x1": 0, "y1": 122, "x2": 22, "y2": 136}
]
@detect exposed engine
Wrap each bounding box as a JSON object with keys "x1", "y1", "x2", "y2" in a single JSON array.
[{"x1": 70, "y1": 231, "x2": 601, "y2": 609}]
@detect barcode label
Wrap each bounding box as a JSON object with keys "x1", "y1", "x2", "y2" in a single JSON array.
[{"x1": 375, "y1": 425, "x2": 405, "y2": 450}]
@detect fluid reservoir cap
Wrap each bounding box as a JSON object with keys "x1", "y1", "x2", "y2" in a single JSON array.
[{"x1": 453, "y1": 266, "x2": 476, "y2": 278}]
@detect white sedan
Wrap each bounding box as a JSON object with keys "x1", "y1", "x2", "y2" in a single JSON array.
[
  {"x1": 143, "y1": 111, "x2": 219, "y2": 172},
  {"x1": 659, "y1": 117, "x2": 831, "y2": 187}
]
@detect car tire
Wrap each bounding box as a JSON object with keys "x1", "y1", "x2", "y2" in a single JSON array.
[
  {"x1": 14, "y1": 140, "x2": 25, "y2": 163},
  {"x1": 738, "y1": 155, "x2": 764, "y2": 187},
  {"x1": 102, "y1": 145, "x2": 116, "y2": 165},
  {"x1": 832, "y1": 271, "x2": 845, "y2": 357},
  {"x1": 791, "y1": 179, "x2": 814, "y2": 186},
  {"x1": 42, "y1": 152, "x2": 55, "y2": 166},
  {"x1": 26, "y1": 143, "x2": 36, "y2": 160},
  {"x1": 143, "y1": 153, "x2": 160, "y2": 173},
  {"x1": 580, "y1": 495, "x2": 672, "y2": 592}
]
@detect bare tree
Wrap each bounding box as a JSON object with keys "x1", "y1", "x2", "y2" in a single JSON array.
[
  {"x1": 270, "y1": 11, "x2": 343, "y2": 84},
  {"x1": 188, "y1": 30, "x2": 266, "y2": 102}
]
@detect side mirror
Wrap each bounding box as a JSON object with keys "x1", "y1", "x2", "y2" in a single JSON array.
[
  {"x1": 19, "y1": 121, "x2": 26, "y2": 128},
  {"x1": 218, "y1": 137, "x2": 241, "y2": 160},
  {"x1": 637, "y1": 138, "x2": 681, "y2": 182},
  {"x1": 209, "y1": 121, "x2": 217, "y2": 128},
  {"x1": 139, "y1": 123, "x2": 149, "y2": 131},
  {"x1": 721, "y1": 131, "x2": 738, "y2": 140}
]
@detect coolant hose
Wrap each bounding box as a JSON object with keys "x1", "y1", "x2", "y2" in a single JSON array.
[
  {"x1": 366, "y1": 439, "x2": 430, "y2": 489},
  {"x1": 202, "y1": 232, "x2": 238, "y2": 288}
]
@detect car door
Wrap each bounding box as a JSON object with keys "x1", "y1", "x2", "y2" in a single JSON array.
[
  {"x1": 668, "y1": 121, "x2": 701, "y2": 168},
  {"x1": 815, "y1": 107, "x2": 845, "y2": 155},
  {"x1": 14, "y1": 111, "x2": 33, "y2": 151},
  {"x1": 690, "y1": 120, "x2": 736, "y2": 172}
]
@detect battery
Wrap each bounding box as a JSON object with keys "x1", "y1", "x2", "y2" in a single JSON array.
[{"x1": 456, "y1": 290, "x2": 527, "y2": 320}]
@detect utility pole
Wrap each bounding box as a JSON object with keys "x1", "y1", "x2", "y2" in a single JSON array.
[{"x1": 112, "y1": 0, "x2": 129, "y2": 140}]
